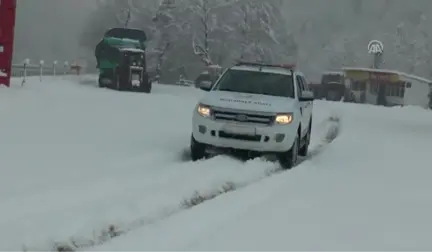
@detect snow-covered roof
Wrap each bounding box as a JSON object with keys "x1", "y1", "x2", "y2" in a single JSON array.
[
  {"x1": 404, "y1": 73, "x2": 432, "y2": 84},
  {"x1": 322, "y1": 71, "x2": 344, "y2": 75},
  {"x1": 120, "y1": 38, "x2": 141, "y2": 44},
  {"x1": 342, "y1": 67, "x2": 432, "y2": 84},
  {"x1": 342, "y1": 67, "x2": 398, "y2": 74},
  {"x1": 119, "y1": 48, "x2": 145, "y2": 53}
]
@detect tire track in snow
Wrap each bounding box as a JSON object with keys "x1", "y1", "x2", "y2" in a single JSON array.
[
  {"x1": 26, "y1": 115, "x2": 341, "y2": 252},
  {"x1": 307, "y1": 115, "x2": 341, "y2": 158}
]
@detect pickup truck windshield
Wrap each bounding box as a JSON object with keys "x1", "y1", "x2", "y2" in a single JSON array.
[{"x1": 213, "y1": 69, "x2": 295, "y2": 98}]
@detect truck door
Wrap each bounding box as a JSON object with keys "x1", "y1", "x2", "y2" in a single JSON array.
[
  {"x1": 295, "y1": 75, "x2": 308, "y2": 135},
  {"x1": 300, "y1": 76, "x2": 313, "y2": 128}
]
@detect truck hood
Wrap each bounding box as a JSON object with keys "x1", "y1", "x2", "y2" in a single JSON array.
[{"x1": 200, "y1": 91, "x2": 298, "y2": 113}]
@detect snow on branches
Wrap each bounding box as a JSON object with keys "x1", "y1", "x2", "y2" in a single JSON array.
[
  {"x1": 82, "y1": 0, "x2": 288, "y2": 79},
  {"x1": 188, "y1": 0, "x2": 287, "y2": 65}
]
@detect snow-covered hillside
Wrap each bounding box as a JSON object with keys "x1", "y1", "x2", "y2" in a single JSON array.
[{"x1": 1, "y1": 76, "x2": 431, "y2": 250}]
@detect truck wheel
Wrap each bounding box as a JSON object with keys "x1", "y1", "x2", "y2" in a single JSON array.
[
  {"x1": 140, "y1": 81, "x2": 152, "y2": 93},
  {"x1": 99, "y1": 73, "x2": 114, "y2": 88},
  {"x1": 110, "y1": 73, "x2": 119, "y2": 90},
  {"x1": 190, "y1": 135, "x2": 207, "y2": 161},
  {"x1": 299, "y1": 119, "x2": 312, "y2": 157},
  {"x1": 278, "y1": 133, "x2": 299, "y2": 170},
  {"x1": 113, "y1": 70, "x2": 126, "y2": 91},
  {"x1": 98, "y1": 75, "x2": 106, "y2": 88},
  {"x1": 117, "y1": 75, "x2": 127, "y2": 91},
  {"x1": 138, "y1": 74, "x2": 152, "y2": 93}
]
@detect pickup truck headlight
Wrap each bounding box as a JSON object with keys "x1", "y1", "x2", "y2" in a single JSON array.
[
  {"x1": 275, "y1": 113, "x2": 293, "y2": 124},
  {"x1": 197, "y1": 103, "x2": 211, "y2": 117}
]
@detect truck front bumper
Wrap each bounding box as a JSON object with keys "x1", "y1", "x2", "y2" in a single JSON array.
[{"x1": 192, "y1": 113, "x2": 297, "y2": 153}]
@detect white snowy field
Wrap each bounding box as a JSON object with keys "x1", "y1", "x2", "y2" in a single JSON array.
[
  {"x1": 93, "y1": 98, "x2": 432, "y2": 249},
  {"x1": 0, "y1": 76, "x2": 333, "y2": 250}
]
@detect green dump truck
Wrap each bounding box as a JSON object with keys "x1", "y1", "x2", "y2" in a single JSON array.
[{"x1": 95, "y1": 28, "x2": 151, "y2": 93}]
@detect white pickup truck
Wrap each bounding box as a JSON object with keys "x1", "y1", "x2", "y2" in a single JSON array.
[{"x1": 190, "y1": 62, "x2": 314, "y2": 169}]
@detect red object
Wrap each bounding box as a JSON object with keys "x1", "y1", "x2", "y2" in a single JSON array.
[{"x1": 0, "y1": 0, "x2": 17, "y2": 87}]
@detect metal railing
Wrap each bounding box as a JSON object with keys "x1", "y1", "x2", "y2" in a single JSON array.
[{"x1": 11, "y1": 59, "x2": 85, "y2": 85}]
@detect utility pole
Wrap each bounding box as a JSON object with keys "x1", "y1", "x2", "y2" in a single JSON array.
[
  {"x1": 368, "y1": 40, "x2": 384, "y2": 69},
  {"x1": 368, "y1": 40, "x2": 386, "y2": 105}
]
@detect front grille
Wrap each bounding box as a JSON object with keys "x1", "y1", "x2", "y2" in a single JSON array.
[
  {"x1": 212, "y1": 108, "x2": 274, "y2": 125},
  {"x1": 219, "y1": 131, "x2": 262, "y2": 142}
]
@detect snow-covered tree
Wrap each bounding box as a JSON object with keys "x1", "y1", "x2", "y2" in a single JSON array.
[
  {"x1": 77, "y1": 0, "x2": 432, "y2": 82},
  {"x1": 79, "y1": 0, "x2": 158, "y2": 52},
  {"x1": 190, "y1": 0, "x2": 217, "y2": 65},
  {"x1": 235, "y1": 0, "x2": 289, "y2": 63},
  {"x1": 188, "y1": 0, "x2": 243, "y2": 66},
  {"x1": 151, "y1": 0, "x2": 175, "y2": 77}
]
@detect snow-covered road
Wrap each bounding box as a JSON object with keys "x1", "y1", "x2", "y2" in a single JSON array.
[
  {"x1": 1, "y1": 76, "x2": 431, "y2": 251},
  {"x1": 95, "y1": 101, "x2": 432, "y2": 251},
  {"x1": 0, "y1": 76, "x2": 334, "y2": 250}
]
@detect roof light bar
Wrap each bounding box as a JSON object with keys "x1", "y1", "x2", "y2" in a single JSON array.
[{"x1": 235, "y1": 61, "x2": 296, "y2": 70}]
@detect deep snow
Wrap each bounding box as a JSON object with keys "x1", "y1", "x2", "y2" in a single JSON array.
[
  {"x1": 1, "y1": 75, "x2": 431, "y2": 251},
  {"x1": 94, "y1": 102, "x2": 432, "y2": 251},
  {"x1": 0, "y1": 75, "x2": 332, "y2": 250}
]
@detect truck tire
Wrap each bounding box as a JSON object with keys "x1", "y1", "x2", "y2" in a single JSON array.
[
  {"x1": 99, "y1": 73, "x2": 114, "y2": 88},
  {"x1": 299, "y1": 119, "x2": 312, "y2": 157},
  {"x1": 278, "y1": 133, "x2": 299, "y2": 170},
  {"x1": 190, "y1": 135, "x2": 207, "y2": 161},
  {"x1": 140, "y1": 81, "x2": 152, "y2": 93},
  {"x1": 117, "y1": 74, "x2": 128, "y2": 91},
  {"x1": 112, "y1": 69, "x2": 127, "y2": 91},
  {"x1": 98, "y1": 75, "x2": 106, "y2": 88},
  {"x1": 138, "y1": 74, "x2": 151, "y2": 93}
]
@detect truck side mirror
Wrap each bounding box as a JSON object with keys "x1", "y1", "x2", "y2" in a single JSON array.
[
  {"x1": 299, "y1": 90, "x2": 314, "y2": 101},
  {"x1": 199, "y1": 80, "x2": 213, "y2": 91}
]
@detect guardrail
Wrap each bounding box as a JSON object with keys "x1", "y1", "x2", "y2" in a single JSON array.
[
  {"x1": 175, "y1": 79, "x2": 195, "y2": 86},
  {"x1": 10, "y1": 60, "x2": 195, "y2": 88},
  {"x1": 11, "y1": 59, "x2": 85, "y2": 85}
]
